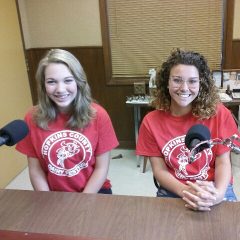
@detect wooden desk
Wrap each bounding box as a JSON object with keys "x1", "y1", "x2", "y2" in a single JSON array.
[{"x1": 0, "y1": 189, "x2": 240, "y2": 240}]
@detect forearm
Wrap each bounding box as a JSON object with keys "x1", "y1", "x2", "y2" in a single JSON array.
[
  {"x1": 150, "y1": 156, "x2": 190, "y2": 197},
  {"x1": 28, "y1": 157, "x2": 50, "y2": 191},
  {"x1": 214, "y1": 153, "x2": 232, "y2": 202},
  {"x1": 29, "y1": 170, "x2": 50, "y2": 191},
  {"x1": 154, "y1": 170, "x2": 190, "y2": 197},
  {"x1": 83, "y1": 151, "x2": 110, "y2": 194},
  {"x1": 83, "y1": 168, "x2": 108, "y2": 193}
]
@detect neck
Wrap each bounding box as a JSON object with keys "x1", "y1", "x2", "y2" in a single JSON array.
[{"x1": 170, "y1": 105, "x2": 192, "y2": 117}]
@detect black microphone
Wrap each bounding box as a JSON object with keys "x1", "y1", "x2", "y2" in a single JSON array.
[
  {"x1": 0, "y1": 120, "x2": 29, "y2": 146},
  {"x1": 185, "y1": 124, "x2": 211, "y2": 162}
]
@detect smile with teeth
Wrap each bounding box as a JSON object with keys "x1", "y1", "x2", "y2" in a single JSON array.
[
  {"x1": 177, "y1": 93, "x2": 191, "y2": 98},
  {"x1": 54, "y1": 94, "x2": 69, "y2": 100}
]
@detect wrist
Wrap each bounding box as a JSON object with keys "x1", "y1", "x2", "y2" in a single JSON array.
[{"x1": 215, "y1": 189, "x2": 225, "y2": 203}]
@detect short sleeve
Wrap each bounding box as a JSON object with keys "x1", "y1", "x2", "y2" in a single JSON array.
[
  {"x1": 15, "y1": 109, "x2": 38, "y2": 158},
  {"x1": 136, "y1": 115, "x2": 161, "y2": 157},
  {"x1": 94, "y1": 105, "x2": 119, "y2": 155},
  {"x1": 214, "y1": 105, "x2": 239, "y2": 156}
]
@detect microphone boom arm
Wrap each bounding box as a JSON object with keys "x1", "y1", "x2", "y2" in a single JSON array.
[{"x1": 189, "y1": 134, "x2": 240, "y2": 163}]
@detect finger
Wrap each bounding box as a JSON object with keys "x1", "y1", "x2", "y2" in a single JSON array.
[
  {"x1": 196, "y1": 206, "x2": 211, "y2": 211},
  {"x1": 182, "y1": 196, "x2": 199, "y2": 208},
  {"x1": 183, "y1": 191, "x2": 215, "y2": 206},
  {"x1": 195, "y1": 181, "x2": 217, "y2": 194},
  {"x1": 183, "y1": 190, "x2": 201, "y2": 202},
  {"x1": 186, "y1": 181, "x2": 204, "y2": 192},
  {"x1": 196, "y1": 180, "x2": 214, "y2": 187},
  {"x1": 185, "y1": 204, "x2": 211, "y2": 211},
  {"x1": 188, "y1": 181, "x2": 217, "y2": 198},
  {"x1": 196, "y1": 200, "x2": 214, "y2": 207},
  {"x1": 197, "y1": 191, "x2": 217, "y2": 201},
  {"x1": 185, "y1": 204, "x2": 198, "y2": 211}
]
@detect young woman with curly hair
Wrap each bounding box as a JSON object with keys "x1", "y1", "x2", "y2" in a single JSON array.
[{"x1": 137, "y1": 48, "x2": 239, "y2": 211}]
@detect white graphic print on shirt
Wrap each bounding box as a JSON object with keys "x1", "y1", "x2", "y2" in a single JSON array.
[
  {"x1": 41, "y1": 130, "x2": 92, "y2": 177},
  {"x1": 163, "y1": 135, "x2": 213, "y2": 180}
]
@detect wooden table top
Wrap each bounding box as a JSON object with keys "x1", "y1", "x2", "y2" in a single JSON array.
[{"x1": 0, "y1": 189, "x2": 240, "y2": 240}]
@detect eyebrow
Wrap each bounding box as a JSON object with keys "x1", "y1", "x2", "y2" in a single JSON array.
[
  {"x1": 171, "y1": 75, "x2": 199, "y2": 79},
  {"x1": 45, "y1": 76, "x2": 74, "y2": 80}
]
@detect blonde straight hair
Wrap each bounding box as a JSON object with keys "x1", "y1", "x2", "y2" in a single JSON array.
[{"x1": 33, "y1": 49, "x2": 95, "y2": 129}]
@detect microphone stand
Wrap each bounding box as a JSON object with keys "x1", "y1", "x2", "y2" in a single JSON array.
[{"x1": 189, "y1": 134, "x2": 240, "y2": 163}]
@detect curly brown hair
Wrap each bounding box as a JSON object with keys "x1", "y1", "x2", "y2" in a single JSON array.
[{"x1": 152, "y1": 48, "x2": 220, "y2": 119}]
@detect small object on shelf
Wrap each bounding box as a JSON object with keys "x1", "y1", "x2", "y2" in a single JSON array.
[
  {"x1": 133, "y1": 82, "x2": 146, "y2": 95},
  {"x1": 232, "y1": 89, "x2": 240, "y2": 99},
  {"x1": 126, "y1": 95, "x2": 150, "y2": 103},
  {"x1": 226, "y1": 84, "x2": 232, "y2": 95},
  {"x1": 219, "y1": 92, "x2": 232, "y2": 102},
  {"x1": 148, "y1": 68, "x2": 157, "y2": 97}
]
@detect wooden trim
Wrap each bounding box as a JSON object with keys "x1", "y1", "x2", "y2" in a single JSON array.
[
  {"x1": 107, "y1": 77, "x2": 148, "y2": 85},
  {"x1": 119, "y1": 140, "x2": 135, "y2": 149},
  {"x1": 0, "y1": 230, "x2": 96, "y2": 240},
  {"x1": 223, "y1": 0, "x2": 234, "y2": 69},
  {"x1": 232, "y1": 39, "x2": 240, "y2": 68},
  {"x1": 99, "y1": 0, "x2": 112, "y2": 85},
  {"x1": 15, "y1": 0, "x2": 34, "y2": 104}
]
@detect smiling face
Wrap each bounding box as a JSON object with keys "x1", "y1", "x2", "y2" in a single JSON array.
[
  {"x1": 168, "y1": 64, "x2": 200, "y2": 116},
  {"x1": 44, "y1": 63, "x2": 78, "y2": 113}
]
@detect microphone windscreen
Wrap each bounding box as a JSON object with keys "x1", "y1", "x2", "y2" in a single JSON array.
[
  {"x1": 0, "y1": 120, "x2": 29, "y2": 146},
  {"x1": 185, "y1": 124, "x2": 211, "y2": 150}
]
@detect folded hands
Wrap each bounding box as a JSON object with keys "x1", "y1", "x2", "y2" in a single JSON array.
[{"x1": 182, "y1": 180, "x2": 224, "y2": 211}]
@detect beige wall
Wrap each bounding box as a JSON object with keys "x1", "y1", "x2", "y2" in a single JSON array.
[
  {"x1": 233, "y1": 0, "x2": 240, "y2": 39},
  {"x1": 18, "y1": 0, "x2": 240, "y2": 47},
  {"x1": 0, "y1": 0, "x2": 32, "y2": 187},
  {"x1": 18, "y1": 0, "x2": 102, "y2": 48}
]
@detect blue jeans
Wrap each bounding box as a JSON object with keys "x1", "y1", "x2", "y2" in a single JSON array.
[
  {"x1": 157, "y1": 184, "x2": 237, "y2": 201},
  {"x1": 222, "y1": 184, "x2": 237, "y2": 201},
  {"x1": 98, "y1": 188, "x2": 112, "y2": 194}
]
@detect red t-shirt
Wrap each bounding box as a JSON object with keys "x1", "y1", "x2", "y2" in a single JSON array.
[
  {"x1": 16, "y1": 103, "x2": 119, "y2": 192},
  {"x1": 136, "y1": 104, "x2": 239, "y2": 183}
]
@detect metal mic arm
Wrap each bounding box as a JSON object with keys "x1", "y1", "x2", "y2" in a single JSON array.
[
  {"x1": 222, "y1": 134, "x2": 240, "y2": 154},
  {"x1": 189, "y1": 134, "x2": 240, "y2": 163},
  {"x1": 189, "y1": 139, "x2": 219, "y2": 163}
]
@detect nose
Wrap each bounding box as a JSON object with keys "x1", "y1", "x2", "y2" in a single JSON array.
[
  {"x1": 56, "y1": 82, "x2": 66, "y2": 92},
  {"x1": 179, "y1": 80, "x2": 189, "y2": 90}
]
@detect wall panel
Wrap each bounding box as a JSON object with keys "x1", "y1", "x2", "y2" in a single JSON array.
[
  {"x1": 232, "y1": 40, "x2": 240, "y2": 68},
  {"x1": 0, "y1": 0, "x2": 32, "y2": 188}
]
